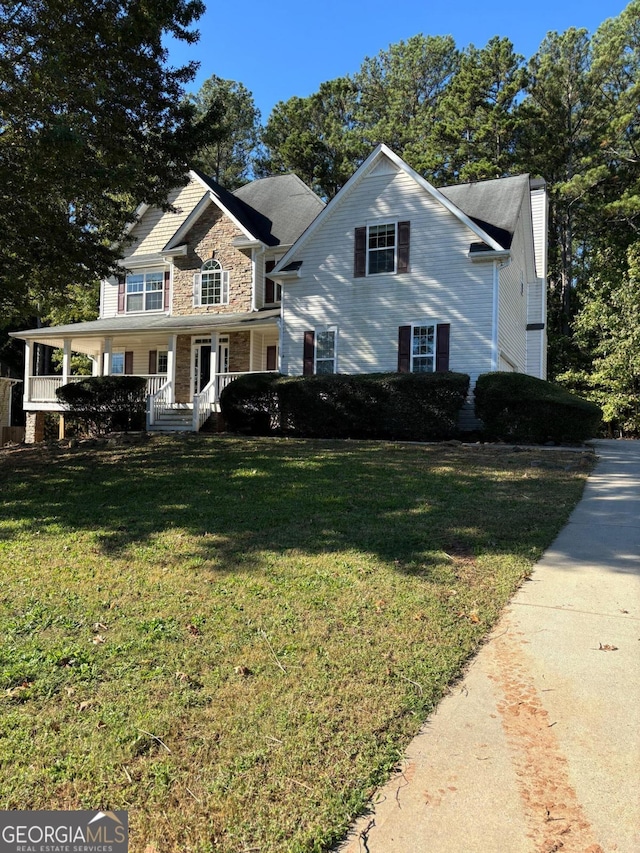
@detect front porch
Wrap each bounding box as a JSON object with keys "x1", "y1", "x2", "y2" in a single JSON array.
[
  {"x1": 22, "y1": 371, "x2": 255, "y2": 431},
  {"x1": 13, "y1": 309, "x2": 281, "y2": 438}
]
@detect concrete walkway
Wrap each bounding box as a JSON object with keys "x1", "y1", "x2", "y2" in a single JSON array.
[{"x1": 338, "y1": 439, "x2": 640, "y2": 853}]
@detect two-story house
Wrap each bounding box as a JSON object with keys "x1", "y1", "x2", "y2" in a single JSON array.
[
  {"x1": 13, "y1": 171, "x2": 325, "y2": 438},
  {"x1": 13, "y1": 144, "x2": 547, "y2": 439}
]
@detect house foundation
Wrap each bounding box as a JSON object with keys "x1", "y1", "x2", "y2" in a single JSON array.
[{"x1": 25, "y1": 411, "x2": 45, "y2": 443}]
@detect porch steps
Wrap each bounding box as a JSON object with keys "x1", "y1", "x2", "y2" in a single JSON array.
[{"x1": 148, "y1": 407, "x2": 194, "y2": 433}]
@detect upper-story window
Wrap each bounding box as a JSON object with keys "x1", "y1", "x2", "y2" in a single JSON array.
[
  {"x1": 265, "y1": 260, "x2": 282, "y2": 303},
  {"x1": 194, "y1": 259, "x2": 229, "y2": 306},
  {"x1": 354, "y1": 221, "x2": 410, "y2": 277},
  {"x1": 126, "y1": 271, "x2": 164, "y2": 312}
]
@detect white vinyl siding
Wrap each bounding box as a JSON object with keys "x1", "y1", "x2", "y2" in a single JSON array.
[
  {"x1": 101, "y1": 278, "x2": 119, "y2": 318},
  {"x1": 281, "y1": 164, "x2": 495, "y2": 393}
]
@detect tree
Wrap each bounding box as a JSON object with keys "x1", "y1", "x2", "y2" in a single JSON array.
[
  {"x1": 516, "y1": 28, "x2": 602, "y2": 373},
  {"x1": 257, "y1": 78, "x2": 364, "y2": 199},
  {"x1": 0, "y1": 0, "x2": 215, "y2": 323},
  {"x1": 190, "y1": 76, "x2": 261, "y2": 189},
  {"x1": 426, "y1": 37, "x2": 527, "y2": 183},
  {"x1": 559, "y1": 242, "x2": 640, "y2": 435},
  {"x1": 555, "y1": 2, "x2": 640, "y2": 433},
  {"x1": 352, "y1": 34, "x2": 459, "y2": 171}
]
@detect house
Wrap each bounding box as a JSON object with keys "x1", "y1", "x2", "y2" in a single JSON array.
[
  {"x1": 0, "y1": 374, "x2": 22, "y2": 446},
  {"x1": 11, "y1": 170, "x2": 325, "y2": 439},
  {"x1": 271, "y1": 144, "x2": 547, "y2": 429},
  {"x1": 12, "y1": 144, "x2": 547, "y2": 439}
]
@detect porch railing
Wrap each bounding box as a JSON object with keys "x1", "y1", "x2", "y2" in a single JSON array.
[
  {"x1": 147, "y1": 379, "x2": 173, "y2": 429},
  {"x1": 27, "y1": 374, "x2": 167, "y2": 403},
  {"x1": 215, "y1": 371, "x2": 272, "y2": 399},
  {"x1": 192, "y1": 378, "x2": 216, "y2": 431},
  {"x1": 29, "y1": 375, "x2": 84, "y2": 402}
]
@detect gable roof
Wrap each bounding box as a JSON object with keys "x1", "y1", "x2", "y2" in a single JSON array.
[
  {"x1": 162, "y1": 170, "x2": 325, "y2": 253},
  {"x1": 234, "y1": 174, "x2": 325, "y2": 247},
  {"x1": 439, "y1": 174, "x2": 529, "y2": 250},
  {"x1": 272, "y1": 144, "x2": 516, "y2": 275}
]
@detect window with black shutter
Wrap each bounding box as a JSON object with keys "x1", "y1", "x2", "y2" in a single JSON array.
[
  {"x1": 355, "y1": 221, "x2": 410, "y2": 277},
  {"x1": 398, "y1": 323, "x2": 450, "y2": 373}
]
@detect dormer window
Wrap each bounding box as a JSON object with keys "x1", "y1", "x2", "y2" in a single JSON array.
[{"x1": 194, "y1": 259, "x2": 229, "y2": 307}]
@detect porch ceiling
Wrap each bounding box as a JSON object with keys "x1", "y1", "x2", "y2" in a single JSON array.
[{"x1": 10, "y1": 309, "x2": 281, "y2": 354}]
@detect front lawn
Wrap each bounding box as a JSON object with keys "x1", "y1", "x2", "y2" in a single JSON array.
[{"x1": 0, "y1": 436, "x2": 593, "y2": 852}]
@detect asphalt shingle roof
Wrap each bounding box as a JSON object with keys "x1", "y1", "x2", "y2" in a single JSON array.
[{"x1": 439, "y1": 174, "x2": 530, "y2": 249}]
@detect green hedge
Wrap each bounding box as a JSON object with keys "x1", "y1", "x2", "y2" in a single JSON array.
[
  {"x1": 220, "y1": 372, "x2": 470, "y2": 441},
  {"x1": 56, "y1": 375, "x2": 147, "y2": 436},
  {"x1": 218, "y1": 372, "x2": 281, "y2": 435},
  {"x1": 474, "y1": 372, "x2": 602, "y2": 444}
]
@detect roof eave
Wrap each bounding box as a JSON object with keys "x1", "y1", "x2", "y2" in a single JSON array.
[{"x1": 468, "y1": 248, "x2": 511, "y2": 262}]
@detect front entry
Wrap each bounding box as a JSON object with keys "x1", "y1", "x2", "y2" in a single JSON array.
[{"x1": 193, "y1": 336, "x2": 229, "y2": 396}]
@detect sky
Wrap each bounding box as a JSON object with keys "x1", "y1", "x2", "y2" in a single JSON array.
[{"x1": 165, "y1": 0, "x2": 630, "y2": 121}]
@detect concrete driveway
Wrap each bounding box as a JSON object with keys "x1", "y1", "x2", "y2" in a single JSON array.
[{"x1": 338, "y1": 439, "x2": 640, "y2": 853}]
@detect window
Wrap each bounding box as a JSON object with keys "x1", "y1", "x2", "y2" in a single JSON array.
[
  {"x1": 265, "y1": 260, "x2": 282, "y2": 303},
  {"x1": 303, "y1": 328, "x2": 337, "y2": 375},
  {"x1": 412, "y1": 325, "x2": 435, "y2": 372},
  {"x1": 111, "y1": 353, "x2": 124, "y2": 375},
  {"x1": 398, "y1": 323, "x2": 450, "y2": 373},
  {"x1": 157, "y1": 351, "x2": 168, "y2": 374},
  {"x1": 354, "y1": 221, "x2": 410, "y2": 277},
  {"x1": 125, "y1": 271, "x2": 164, "y2": 312},
  {"x1": 316, "y1": 330, "x2": 336, "y2": 374},
  {"x1": 196, "y1": 259, "x2": 229, "y2": 306},
  {"x1": 368, "y1": 224, "x2": 396, "y2": 274}
]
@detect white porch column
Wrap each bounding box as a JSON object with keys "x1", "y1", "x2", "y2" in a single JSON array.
[
  {"x1": 103, "y1": 338, "x2": 112, "y2": 375},
  {"x1": 249, "y1": 329, "x2": 255, "y2": 372},
  {"x1": 62, "y1": 339, "x2": 71, "y2": 385},
  {"x1": 23, "y1": 340, "x2": 31, "y2": 405},
  {"x1": 167, "y1": 335, "x2": 177, "y2": 404},
  {"x1": 209, "y1": 333, "x2": 218, "y2": 399}
]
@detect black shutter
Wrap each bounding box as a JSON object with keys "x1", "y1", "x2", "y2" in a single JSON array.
[
  {"x1": 265, "y1": 260, "x2": 276, "y2": 303},
  {"x1": 303, "y1": 331, "x2": 315, "y2": 375},
  {"x1": 354, "y1": 227, "x2": 367, "y2": 278},
  {"x1": 117, "y1": 276, "x2": 126, "y2": 313},
  {"x1": 398, "y1": 326, "x2": 411, "y2": 373},
  {"x1": 124, "y1": 351, "x2": 134, "y2": 375},
  {"x1": 266, "y1": 345, "x2": 277, "y2": 371},
  {"x1": 148, "y1": 350, "x2": 157, "y2": 374},
  {"x1": 435, "y1": 324, "x2": 450, "y2": 372},
  {"x1": 397, "y1": 221, "x2": 410, "y2": 273},
  {"x1": 163, "y1": 270, "x2": 170, "y2": 311}
]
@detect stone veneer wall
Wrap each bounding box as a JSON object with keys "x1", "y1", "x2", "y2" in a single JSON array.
[
  {"x1": 228, "y1": 332, "x2": 251, "y2": 373},
  {"x1": 172, "y1": 205, "x2": 253, "y2": 316},
  {"x1": 25, "y1": 411, "x2": 45, "y2": 444},
  {"x1": 174, "y1": 335, "x2": 192, "y2": 403}
]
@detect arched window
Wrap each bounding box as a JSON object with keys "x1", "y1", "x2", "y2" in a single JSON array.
[{"x1": 196, "y1": 258, "x2": 229, "y2": 306}]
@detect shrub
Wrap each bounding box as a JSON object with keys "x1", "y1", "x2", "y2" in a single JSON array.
[
  {"x1": 220, "y1": 371, "x2": 470, "y2": 441},
  {"x1": 219, "y1": 372, "x2": 281, "y2": 435},
  {"x1": 56, "y1": 375, "x2": 147, "y2": 436},
  {"x1": 474, "y1": 372, "x2": 602, "y2": 444}
]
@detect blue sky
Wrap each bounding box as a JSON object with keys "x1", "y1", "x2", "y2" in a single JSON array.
[{"x1": 166, "y1": 0, "x2": 629, "y2": 121}]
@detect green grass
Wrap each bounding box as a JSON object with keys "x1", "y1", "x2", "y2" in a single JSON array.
[{"x1": 0, "y1": 435, "x2": 594, "y2": 852}]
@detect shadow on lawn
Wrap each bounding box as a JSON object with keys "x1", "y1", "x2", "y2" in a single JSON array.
[{"x1": 0, "y1": 436, "x2": 584, "y2": 575}]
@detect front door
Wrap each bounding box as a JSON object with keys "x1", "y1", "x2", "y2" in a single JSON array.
[{"x1": 193, "y1": 337, "x2": 229, "y2": 396}]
